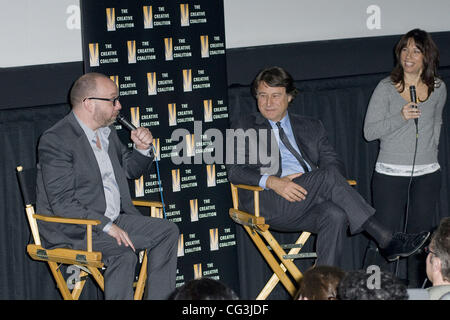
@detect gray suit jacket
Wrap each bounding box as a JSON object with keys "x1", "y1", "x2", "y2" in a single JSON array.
[
  {"x1": 227, "y1": 111, "x2": 345, "y2": 183},
  {"x1": 226, "y1": 111, "x2": 345, "y2": 208},
  {"x1": 36, "y1": 112, "x2": 153, "y2": 249}
]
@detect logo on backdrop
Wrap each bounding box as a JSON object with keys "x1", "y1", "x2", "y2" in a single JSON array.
[
  {"x1": 190, "y1": 199, "x2": 199, "y2": 222},
  {"x1": 182, "y1": 69, "x2": 192, "y2": 92},
  {"x1": 89, "y1": 43, "x2": 99, "y2": 67},
  {"x1": 172, "y1": 169, "x2": 181, "y2": 192},
  {"x1": 130, "y1": 107, "x2": 140, "y2": 127},
  {"x1": 143, "y1": 6, "x2": 153, "y2": 29},
  {"x1": 186, "y1": 134, "x2": 195, "y2": 157},
  {"x1": 209, "y1": 228, "x2": 219, "y2": 251},
  {"x1": 203, "y1": 100, "x2": 212, "y2": 122},
  {"x1": 164, "y1": 37, "x2": 173, "y2": 61},
  {"x1": 200, "y1": 35, "x2": 209, "y2": 58},
  {"x1": 178, "y1": 234, "x2": 184, "y2": 257},
  {"x1": 153, "y1": 138, "x2": 160, "y2": 160},
  {"x1": 193, "y1": 263, "x2": 202, "y2": 279},
  {"x1": 127, "y1": 40, "x2": 136, "y2": 64},
  {"x1": 180, "y1": 4, "x2": 189, "y2": 27},
  {"x1": 106, "y1": 8, "x2": 116, "y2": 31},
  {"x1": 147, "y1": 72, "x2": 157, "y2": 95},
  {"x1": 206, "y1": 164, "x2": 216, "y2": 187},
  {"x1": 168, "y1": 103, "x2": 177, "y2": 126},
  {"x1": 135, "y1": 176, "x2": 144, "y2": 197}
]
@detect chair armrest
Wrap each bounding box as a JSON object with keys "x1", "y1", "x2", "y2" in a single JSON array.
[
  {"x1": 132, "y1": 200, "x2": 163, "y2": 208},
  {"x1": 133, "y1": 200, "x2": 164, "y2": 219},
  {"x1": 230, "y1": 183, "x2": 263, "y2": 216},
  {"x1": 33, "y1": 214, "x2": 101, "y2": 225},
  {"x1": 33, "y1": 214, "x2": 100, "y2": 252},
  {"x1": 233, "y1": 184, "x2": 263, "y2": 192},
  {"x1": 229, "y1": 208, "x2": 269, "y2": 232},
  {"x1": 234, "y1": 181, "x2": 355, "y2": 190}
]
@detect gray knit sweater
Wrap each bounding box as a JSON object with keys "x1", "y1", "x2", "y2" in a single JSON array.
[{"x1": 364, "y1": 77, "x2": 447, "y2": 165}]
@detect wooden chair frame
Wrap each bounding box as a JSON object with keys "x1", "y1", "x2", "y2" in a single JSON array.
[
  {"x1": 17, "y1": 165, "x2": 163, "y2": 300},
  {"x1": 229, "y1": 180, "x2": 356, "y2": 300}
]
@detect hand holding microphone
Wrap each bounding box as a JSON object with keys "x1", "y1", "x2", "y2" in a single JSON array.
[
  {"x1": 400, "y1": 86, "x2": 421, "y2": 123},
  {"x1": 117, "y1": 113, "x2": 153, "y2": 150}
]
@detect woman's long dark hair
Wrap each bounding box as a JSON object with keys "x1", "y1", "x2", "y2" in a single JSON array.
[{"x1": 390, "y1": 28, "x2": 440, "y2": 98}]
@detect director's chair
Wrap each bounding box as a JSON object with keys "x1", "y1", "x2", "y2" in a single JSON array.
[
  {"x1": 16, "y1": 165, "x2": 163, "y2": 300},
  {"x1": 229, "y1": 180, "x2": 356, "y2": 300}
]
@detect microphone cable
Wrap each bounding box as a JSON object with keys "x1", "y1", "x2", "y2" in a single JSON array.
[
  {"x1": 152, "y1": 144, "x2": 167, "y2": 219},
  {"x1": 394, "y1": 107, "x2": 419, "y2": 278},
  {"x1": 117, "y1": 113, "x2": 166, "y2": 219}
]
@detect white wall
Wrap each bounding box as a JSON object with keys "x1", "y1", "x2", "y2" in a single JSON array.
[
  {"x1": 223, "y1": 0, "x2": 450, "y2": 48},
  {"x1": 1, "y1": 0, "x2": 450, "y2": 67}
]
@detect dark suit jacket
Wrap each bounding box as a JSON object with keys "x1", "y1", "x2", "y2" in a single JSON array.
[
  {"x1": 36, "y1": 112, "x2": 153, "y2": 249},
  {"x1": 226, "y1": 111, "x2": 345, "y2": 208}
]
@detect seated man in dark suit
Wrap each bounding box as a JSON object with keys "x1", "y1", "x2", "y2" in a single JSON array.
[
  {"x1": 226, "y1": 66, "x2": 429, "y2": 267},
  {"x1": 36, "y1": 72, "x2": 179, "y2": 299}
]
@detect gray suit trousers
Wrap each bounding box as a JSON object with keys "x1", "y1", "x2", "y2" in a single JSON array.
[
  {"x1": 93, "y1": 214, "x2": 179, "y2": 300},
  {"x1": 255, "y1": 167, "x2": 375, "y2": 267}
]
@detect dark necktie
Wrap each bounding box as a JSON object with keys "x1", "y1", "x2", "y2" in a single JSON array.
[{"x1": 276, "y1": 121, "x2": 310, "y2": 173}]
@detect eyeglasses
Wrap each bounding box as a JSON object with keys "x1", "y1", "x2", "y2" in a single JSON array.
[
  {"x1": 424, "y1": 246, "x2": 436, "y2": 256},
  {"x1": 83, "y1": 96, "x2": 120, "y2": 106}
]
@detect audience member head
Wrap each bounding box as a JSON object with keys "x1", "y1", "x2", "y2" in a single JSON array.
[
  {"x1": 337, "y1": 269, "x2": 408, "y2": 300},
  {"x1": 296, "y1": 265, "x2": 346, "y2": 300},
  {"x1": 170, "y1": 278, "x2": 239, "y2": 300},
  {"x1": 426, "y1": 217, "x2": 450, "y2": 286}
]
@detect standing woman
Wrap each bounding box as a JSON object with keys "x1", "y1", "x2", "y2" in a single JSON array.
[{"x1": 364, "y1": 29, "x2": 447, "y2": 287}]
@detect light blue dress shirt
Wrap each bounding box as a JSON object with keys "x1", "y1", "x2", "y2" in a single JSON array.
[{"x1": 259, "y1": 112, "x2": 311, "y2": 189}]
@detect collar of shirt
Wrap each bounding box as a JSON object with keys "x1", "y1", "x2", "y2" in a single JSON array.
[
  {"x1": 73, "y1": 112, "x2": 111, "y2": 147},
  {"x1": 268, "y1": 111, "x2": 310, "y2": 175},
  {"x1": 267, "y1": 112, "x2": 292, "y2": 139}
]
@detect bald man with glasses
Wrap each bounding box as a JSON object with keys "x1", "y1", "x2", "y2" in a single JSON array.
[{"x1": 36, "y1": 72, "x2": 179, "y2": 299}]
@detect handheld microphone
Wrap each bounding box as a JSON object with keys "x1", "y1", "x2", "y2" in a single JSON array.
[
  {"x1": 116, "y1": 113, "x2": 137, "y2": 131},
  {"x1": 409, "y1": 85, "x2": 418, "y2": 126}
]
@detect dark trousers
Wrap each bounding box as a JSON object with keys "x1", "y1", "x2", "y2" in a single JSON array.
[
  {"x1": 93, "y1": 214, "x2": 179, "y2": 299},
  {"x1": 372, "y1": 170, "x2": 441, "y2": 287},
  {"x1": 252, "y1": 167, "x2": 375, "y2": 267}
]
